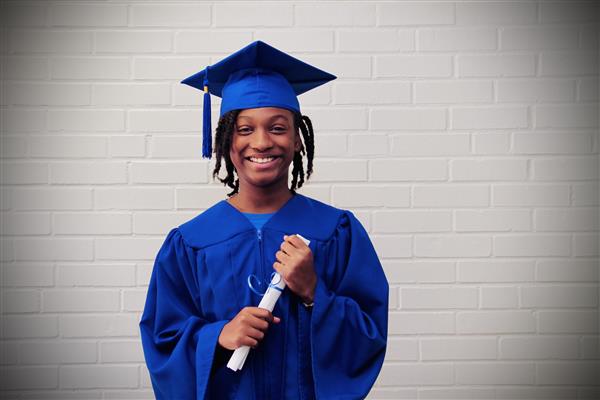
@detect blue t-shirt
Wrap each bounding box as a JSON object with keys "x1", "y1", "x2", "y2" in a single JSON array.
[{"x1": 241, "y1": 212, "x2": 275, "y2": 230}]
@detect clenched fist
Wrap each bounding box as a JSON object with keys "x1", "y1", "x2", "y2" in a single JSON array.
[
  {"x1": 218, "y1": 306, "x2": 280, "y2": 350},
  {"x1": 273, "y1": 234, "x2": 316, "y2": 304}
]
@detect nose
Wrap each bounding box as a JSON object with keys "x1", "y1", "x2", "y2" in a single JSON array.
[{"x1": 250, "y1": 128, "x2": 273, "y2": 151}]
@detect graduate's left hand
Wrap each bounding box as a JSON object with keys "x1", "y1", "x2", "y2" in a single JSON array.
[{"x1": 273, "y1": 235, "x2": 316, "y2": 304}]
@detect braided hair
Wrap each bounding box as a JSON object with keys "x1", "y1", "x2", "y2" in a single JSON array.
[{"x1": 212, "y1": 109, "x2": 315, "y2": 197}]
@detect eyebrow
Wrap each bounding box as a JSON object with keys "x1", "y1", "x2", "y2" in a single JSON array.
[{"x1": 237, "y1": 114, "x2": 291, "y2": 122}]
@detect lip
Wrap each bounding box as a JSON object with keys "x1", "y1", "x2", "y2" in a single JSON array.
[{"x1": 245, "y1": 156, "x2": 281, "y2": 170}]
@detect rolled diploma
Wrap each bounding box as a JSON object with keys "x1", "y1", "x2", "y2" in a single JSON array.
[{"x1": 227, "y1": 234, "x2": 310, "y2": 371}]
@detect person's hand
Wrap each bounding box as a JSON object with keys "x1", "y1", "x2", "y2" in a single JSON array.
[
  {"x1": 218, "y1": 307, "x2": 280, "y2": 350},
  {"x1": 273, "y1": 235, "x2": 316, "y2": 304}
]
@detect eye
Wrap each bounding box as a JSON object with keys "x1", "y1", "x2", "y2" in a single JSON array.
[
  {"x1": 236, "y1": 126, "x2": 253, "y2": 135},
  {"x1": 271, "y1": 125, "x2": 287, "y2": 133}
]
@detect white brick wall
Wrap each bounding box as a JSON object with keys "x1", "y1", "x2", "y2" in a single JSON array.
[{"x1": 0, "y1": 1, "x2": 597, "y2": 398}]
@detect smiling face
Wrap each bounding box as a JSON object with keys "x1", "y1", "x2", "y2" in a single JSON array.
[{"x1": 229, "y1": 107, "x2": 301, "y2": 191}]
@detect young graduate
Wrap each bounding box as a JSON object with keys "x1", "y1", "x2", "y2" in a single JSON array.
[{"x1": 139, "y1": 41, "x2": 388, "y2": 400}]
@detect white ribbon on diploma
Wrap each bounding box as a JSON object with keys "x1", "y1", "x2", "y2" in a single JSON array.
[{"x1": 227, "y1": 234, "x2": 310, "y2": 371}]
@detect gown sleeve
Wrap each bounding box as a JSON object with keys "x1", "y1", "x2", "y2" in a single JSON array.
[
  {"x1": 309, "y1": 211, "x2": 389, "y2": 399},
  {"x1": 139, "y1": 228, "x2": 229, "y2": 400}
]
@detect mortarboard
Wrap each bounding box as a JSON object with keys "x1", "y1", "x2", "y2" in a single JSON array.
[{"x1": 181, "y1": 40, "x2": 337, "y2": 159}]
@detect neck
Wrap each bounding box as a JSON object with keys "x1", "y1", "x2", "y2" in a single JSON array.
[{"x1": 229, "y1": 181, "x2": 294, "y2": 213}]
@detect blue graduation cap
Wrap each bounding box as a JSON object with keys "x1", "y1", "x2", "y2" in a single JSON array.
[{"x1": 181, "y1": 40, "x2": 337, "y2": 159}]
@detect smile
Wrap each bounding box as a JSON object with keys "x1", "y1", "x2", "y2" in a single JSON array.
[{"x1": 247, "y1": 156, "x2": 280, "y2": 164}]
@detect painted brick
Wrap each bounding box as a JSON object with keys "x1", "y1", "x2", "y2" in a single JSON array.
[
  {"x1": 50, "y1": 162, "x2": 127, "y2": 184},
  {"x1": 20, "y1": 342, "x2": 97, "y2": 364},
  {"x1": 513, "y1": 132, "x2": 591, "y2": 154},
  {"x1": 332, "y1": 185, "x2": 409, "y2": 208},
  {"x1": 54, "y1": 213, "x2": 132, "y2": 235},
  {"x1": 376, "y1": 55, "x2": 453, "y2": 78},
  {"x1": 2, "y1": 290, "x2": 40, "y2": 313},
  {"x1": 51, "y1": 57, "x2": 129, "y2": 80},
  {"x1": 176, "y1": 187, "x2": 229, "y2": 209},
  {"x1": 537, "y1": 260, "x2": 598, "y2": 283},
  {"x1": 413, "y1": 185, "x2": 490, "y2": 207},
  {"x1": 133, "y1": 212, "x2": 196, "y2": 235},
  {"x1": 131, "y1": 162, "x2": 208, "y2": 184},
  {"x1": 335, "y1": 82, "x2": 410, "y2": 105},
  {"x1": 60, "y1": 315, "x2": 139, "y2": 338},
  {"x1": 415, "y1": 80, "x2": 493, "y2": 104},
  {"x1": 130, "y1": 4, "x2": 211, "y2": 27},
  {"x1": 457, "y1": 311, "x2": 535, "y2": 334},
  {"x1": 421, "y1": 337, "x2": 497, "y2": 360},
  {"x1": 418, "y1": 28, "x2": 497, "y2": 51},
  {"x1": 535, "y1": 208, "x2": 598, "y2": 232},
  {"x1": 456, "y1": 2, "x2": 537, "y2": 25},
  {"x1": 175, "y1": 31, "x2": 253, "y2": 53},
  {"x1": 100, "y1": 341, "x2": 145, "y2": 363},
  {"x1": 9, "y1": 30, "x2": 92, "y2": 53},
  {"x1": 415, "y1": 235, "x2": 492, "y2": 257},
  {"x1": 12, "y1": 188, "x2": 92, "y2": 211},
  {"x1": 1, "y1": 56, "x2": 48, "y2": 80},
  {"x1": 493, "y1": 184, "x2": 570, "y2": 206},
  {"x1": 458, "y1": 260, "x2": 535, "y2": 283},
  {"x1": 44, "y1": 290, "x2": 120, "y2": 312},
  {"x1": 533, "y1": 157, "x2": 597, "y2": 181},
  {"x1": 383, "y1": 261, "x2": 455, "y2": 283},
  {"x1": 1, "y1": 315, "x2": 58, "y2": 338},
  {"x1": 536, "y1": 104, "x2": 598, "y2": 129},
  {"x1": 371, "y1": 108, "x2": 446, "y2": 130},
  {"x1": 57, "y1": 264, "x2": 136, "y2": 287},
  {"x1": 540, "y1": 52, "x2": 599, "y2": 76},
  {"x1": 150, "y1": 136, "x2": 202, "y2": 158},
  {"x1": 497, "y1": 79, "x2": 576, "y2": 103},
  {"x1": 373, "y1": 210, "x2": 452, "y2": 233},
  {"x1": 451, "y1": 159, "x2": 527, "y2": 181},
  {"x1": 453, "y1": 106, "x2": 528, "y2": 129},
  {"x1": 93, "y1": 84, "x2": 170, "y2": 106},
  {"x1": 1, "y1": 162, "x2": 48, "y2": 185},
  {"x1": 339, "y1": 29, "x2": 414, "y2": 52},
  {"x1": 371, "y1": 235, "x2": 412, "y2": 258},
  {"x1": 390, "y1": 135, "x2": 470, "y2": 156},
  {"x1": 455, "y1": 209, "x2": 531, "y2": 232},
  {"x1": 401, "y1": 287, "x2": 478, "y2": 309},
  {"x1": 348, "y1": 135, "x2": 389, "y2": 156},
  {"x1": 370, "y1": 158, "x2": 447, "y2": 182},
  {"x1": 378, "y1": 3, "x2": 454, "y2": 26},
  {"x1": 95, "y1": 31, "x2": 172, "y2": 53},
  {"x1": 296, "y1": 4, "x2": 375, "y2": 26},
  {"x1": 109, "y1": 136, "x2": 146, "y2": 158},
  {"x1": 255, "y1": 31, "x2": 335, "y2": 53},
  {"x1": 5, "y1": 83, "x2": 90, "y2": 106},
  {"x1": 14, "y1": 238, "x2": 94, "y2": 261},
  {"x1": 457, "y1": 54, "x2": 536, "y2": 77},
  {"x1": 481, "y1": 286, "x2": 519, "y2": 309},
  {"x1": 134, "y1": 56, "x2": 210, "y2": 79},
  {"x1": 0, "y1": 367, "x2": 58, "y2": 390},
  {"x1": 494, "y1": 235, "x2": 571, "y2": 257},
  {"x1": 500, "y1": 336, "x2": 578, "y2": 360},
  {"x1": 214, "y1": 4, "x2": 293, "y2": 27},
  {"x1": 96, "y1": 238, "x2": 164, "y2": 261},
  {"x1": 30, "y1": 136, "x2": 107, "y2": 158},
  {"x1": 389, "y1": 312, "x2": 454, "y2": 335},
  {"x1": 48, "y1": 110, "x2": 125, "y2": 132},
  {"x1": 95, "y1": 188, "x2": 173, "y2": 210},
  {"x1": 538, "y1": 311, "x2": 598, "y2": 334},
  {"x1": 456, "y1": 363, "x2": 535, "y2": 385},
  {"x1": 1, "y1": 263, "x2": 54, "y2": 287},
  {"x1": 60, "y1": 365, "x2": 138, "y2": 389},
  {"x1": 1, "y1": 212, "x2": 50, "y2": 235},
  {"x1": 501, "y1": 26, "x2": 580, "y2": 50},
  {"x1": 521, "y1": 285, "x2": 598, "y2": 308},
  {"x1": 50, "y1": 4, "x2": 127, "y2": 26}
]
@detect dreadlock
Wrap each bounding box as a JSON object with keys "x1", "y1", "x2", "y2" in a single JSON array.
[{"x1": 212, "y1": 109, "x2": 315, "y2": 197}]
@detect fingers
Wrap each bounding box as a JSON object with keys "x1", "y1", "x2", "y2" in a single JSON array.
[{"x1": 283, "y1": 234, "x2": 307, "y2": 249}]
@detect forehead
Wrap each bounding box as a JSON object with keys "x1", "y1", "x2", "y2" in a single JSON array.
[{"x1": 236, "y1": 107, "x2": 293, "y2": 121}]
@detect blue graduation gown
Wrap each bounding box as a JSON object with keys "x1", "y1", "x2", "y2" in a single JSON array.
[{"x1": 139, "y1": 193, "x2": 388, "y2": 399}]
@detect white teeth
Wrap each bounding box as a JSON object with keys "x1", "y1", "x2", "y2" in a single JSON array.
[{"x1": 249, "y1": 157, "x2": 275, "y2": 164}]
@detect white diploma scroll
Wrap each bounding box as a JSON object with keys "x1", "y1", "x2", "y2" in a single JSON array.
[{"x1": 227, "y1": 234, "x2": 310, "y2": 371}]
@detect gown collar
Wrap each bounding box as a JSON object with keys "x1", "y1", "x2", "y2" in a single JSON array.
[{"x1": 178, "y1": 192, "x2": 344, "y2": 248}]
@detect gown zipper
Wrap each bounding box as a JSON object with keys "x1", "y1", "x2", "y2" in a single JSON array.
[{"x1": 256, "y1": 228, "x2": 269, "y2": 400}]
